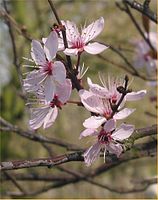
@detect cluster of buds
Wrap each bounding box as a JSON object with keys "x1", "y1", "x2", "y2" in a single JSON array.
[{"x1": 23, "y1": 17, "x2": 146, "y2": 166}]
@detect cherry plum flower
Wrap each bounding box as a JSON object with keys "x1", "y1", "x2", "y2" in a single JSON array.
[
  {"x1": 23, "y1": 31, "x2": 66, "y2": 102},
  {"x1": 29, "y1": 79, "x2": 72, "y2": 129},
  {"x1": 79, "y1": 89, "x2": 135, "y2": 129},
  {"x1": 58, "y1": 17, "x2": 108, "y2": 56},
  {"x1": 133, "y1": 32, "x2": 157, "y2": 76},
  {"x1": 80, "y1": 119, "x2": 135, "y2": 166},
  {"x1": 87, "y1": 77, "x2": 147, "y2": 105}
]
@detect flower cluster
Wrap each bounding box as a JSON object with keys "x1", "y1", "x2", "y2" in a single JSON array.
[
  {"x1": 79, "y1": 76, "x2": 146, "y2": 166},
  {"x1": 23, "y1": 31, "x2": 72, "y2": 129},
  {"x1": 23, "y1": 17, "x2": 107, "y2": 130},
  {"x1": 23, "y1": 16, "x2": 147, "y2": 167}
]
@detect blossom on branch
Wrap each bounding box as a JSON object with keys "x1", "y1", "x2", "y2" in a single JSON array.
[
  {"x1": 23, "y1": 31, "x2": 67, "y2": 102},
  {"x1": 58, "y1": 17, "x2": 108, "y2": 56},
  {"x1": 79, "y1": 76, "x2": 146, "y2": 129},
  {"x1": 29, "y1": 79, "x2": 72, "y2": 129},
  {"x1": 80, "y1": 119, "x2": 135, "y2": 166},
  {"x1": 79, "y1": 89, "x2": 135, "y2": 129},
  {"x1": 87, "y1": 76, "x2": 147, "y2": 104}
]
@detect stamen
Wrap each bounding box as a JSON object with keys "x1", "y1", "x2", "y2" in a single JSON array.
[
  {"x1": 104, "y1": 149, "x2": 106, "y2": 163},
  {"x1": 22, "y1": 65, "x2": 40, "y2": 69},
  {"x1": 22, "y1": 57, "x2": 34, "y2": 62}
]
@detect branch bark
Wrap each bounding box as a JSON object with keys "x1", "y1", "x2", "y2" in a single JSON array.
[
  {"x1": 0, "y1": 130, "x2": 156, "y2": 171},
  {"x1": 123, "y1": 0, "x2": 157, "y2": 23}
]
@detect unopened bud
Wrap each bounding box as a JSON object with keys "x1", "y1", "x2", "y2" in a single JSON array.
[
  {"x1": 125, "y1": 75, "x2": 129, "y2": 82},
  {"x1": 117, "y1": 86, "x2": 126, "y2": 94}
]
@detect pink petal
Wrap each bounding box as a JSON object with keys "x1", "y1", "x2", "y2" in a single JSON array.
[
  {"x1": 79, "y1": 128, "x2": 98, "y2": 139},
  {"x1": 79, "y1": 90, "x2": 104, "y2": 114},
  {"x1": 56, "y1": 79, "x2": 72, "y2": 104},
  {"x1": 53, "y1": 61, "x2": 66, "y2": 84},
  {"x1": 103, "y1": 119, "x2": 116, "y2": 132},
  {"x1": 44, "y1": 31, "x2": 58, "y2": 61},
  {"x1": 29, "y1": 106, "x2": 50, "y2": 129},
  {"x1": 44, "y1": 76, "x2": 55, "y2": 102},
  {"x1": 82, "y1": 17, "x2": 104, "y2": 43},
  {"x1": 23, "y1": 70, "x2": 46, "y2": 92},
  {"x1": 87, "y1": 77, "x2": 108, "y2": 97},
  {"x1": 84, "y1": 42, "x2": 108, "y2": 55},
  {"x1": 114, "y1": 108, "x2": 135, "y2": 120},
  {"x1": 126, "y1": 90, "x2": 146, "y2": 101},
  {"x1": 106, "y1": 142, "x2": 123, "y2": 157},
  {"x1": 112, "y1": 123, "x2": 135, "y2": 141},
  {"x1": 63, "y1": 48, "x2": 79, "y2": 56},
  {"x1": 58, "y1": 37, "x2": 65, "y2": 51},
  {"x1": 83, "y1": 116, "x2": 106, "y2": 129},
  {"x1": 61, "y1": 20, "x2": 80, "y2": 42},
  {"x1": 31, "y1": 40, "x2": 46, "y2": 65},
  {"x1": 83, "y1": 142, "x2": 101, "y2": 167},
  {"x1": 43, "y1": 106, "x2": 58, "y2": 129}
]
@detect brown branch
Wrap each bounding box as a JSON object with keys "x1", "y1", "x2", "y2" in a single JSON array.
[
  {"x1": 0, "y1": 151, "x2": 84, "y2": 171},
  {"x1": 123, "y1": 0, "x2": 157, "y2": 23},
  {"x1": 1, "y1": 172, "x2": 73, "y2": 182},
  {"x1": 98, "y1": 42, "x2": 157, "y2": 81},
  {"x1": 47, "y1": 0, "x2": 83, "y2": 91},
  {"x1": 0, "y1": 9, "x2": 32, "y2": 42},
  {"x1": 0, "y1": 128, "x2": 156, "y2": 171},
  {"x1": 3, "y1": 171, "x2": 27, "y2": 195},
  {"x1": 2, "y1": 1, "x2": 28, "y2": 102},
  {"x1": 97, "y1": 54, "x2": 134, "y2": 74},
  {"x1": 122, "y1": 1, "x2": 155, "y2": 51},
  {"x1": 0, "y1": 117, "x2": 81, "y2": 151},
  {"x1": 2, "y1": 140, "x2": 156, "y2": 197},
  {"x1": 145, "y1": 111, "x2": 157, "y2": 118}
]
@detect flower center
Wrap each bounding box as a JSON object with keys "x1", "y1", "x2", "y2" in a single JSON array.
[
  {"x1": 98, "y1": 129, "x2": 112, "y2": 144},
  {"x1": 72, "y1": 37, "x2": 84, "y2": 52},
  {"x1": 50, "y1": 95, "x2": 62, "y2": 109},
  {"x1": 44, "y1": 62, "x2": 53, "y2": 75},
  {"x1": 111, "y1": 94, "x2": 117, "y2": 104},
  {"x1": 103, "y1": 110, "x2": 112, "y2": 120}
]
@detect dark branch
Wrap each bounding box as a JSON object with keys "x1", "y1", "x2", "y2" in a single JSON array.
[
  {"x1": 0, "y1": 117, "x2": 81, "y2": 151},
  {"x1": 2, "y1": 140, "x2": 156, "y2": 197},
  {"x1": 47, "y1": 0, "x2": 83, "y2": 91},
  {"x1": 123, "y1": 0, "x2": 157, "y2": 23}
]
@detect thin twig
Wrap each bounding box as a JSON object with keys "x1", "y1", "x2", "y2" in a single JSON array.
[
  {"x1": 122, "y1": 1, "x2": 155, "y2": 51},
  {"x1": 0, "y1": 117, "x2": 81, "y2": 151},
  {"x1": 97, "y1": 44, "x2": 156, "y2": 81},
  {"x1": 0, "y1": 9, "x2": 32, "y2": 42},
  {"x1": 3, "y1": 171, "x2": 27, "y2": 194},
  {"x1": 0, "y1": 133, "x2": 156, "y2": 171},
  {"x1": 123, "y1": 0, "x2": 157, "y2": 23},
  {"x1": 3, "y1": 140, "x2": 156, "y2": 197},
  {"x1": 47, "y1": 0, "x2": 83, "y2": 91}
]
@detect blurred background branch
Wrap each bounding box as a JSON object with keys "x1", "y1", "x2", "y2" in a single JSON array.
[{"x1": 122, "y1": 0, "x2": 157, "y2": 23}]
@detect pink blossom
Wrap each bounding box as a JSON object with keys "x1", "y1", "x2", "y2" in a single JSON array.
[
  {"x1": 80, "y1": 119, "x2": 135, "y2": 166},
  {"x1": 29, "y1": 79, "x2": 72, "y2": 129},
  {"x1": 87, "y1": 77, "x2": 147, "y2": 104},
  {"x1": 23, "y1": 31, "x2": 66, "y2": 102},
  {"x1": 133, "y1": 32, "x2": 157, "y2": 75},
  {"x1": 58, "y1": 17, "x2": 108, "y2": 56},
  {"x1": 79, "y1": 89, "x2": 135, "y2": 129}
]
